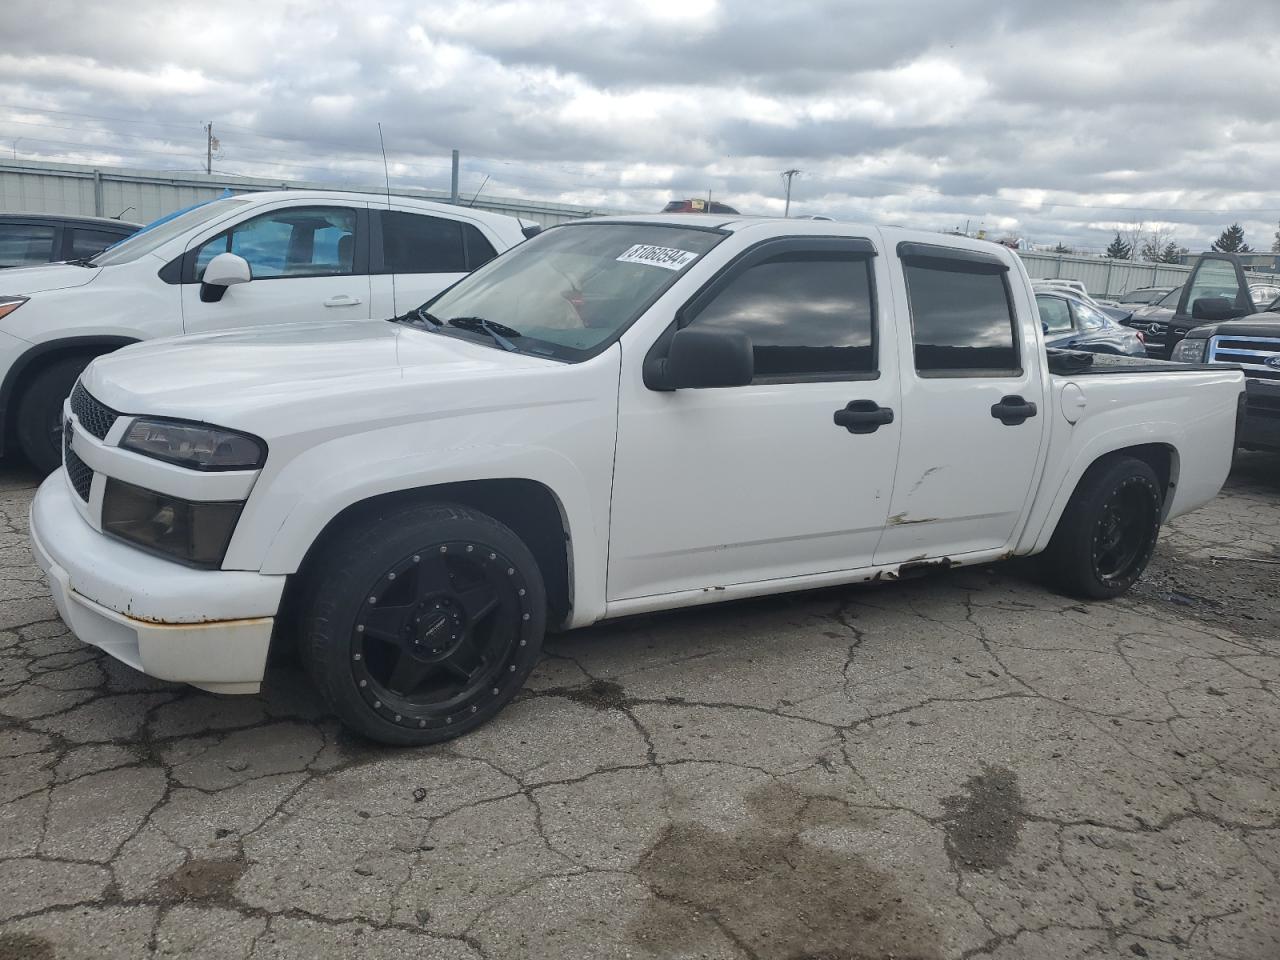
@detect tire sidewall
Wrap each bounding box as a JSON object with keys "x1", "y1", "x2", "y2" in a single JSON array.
[
  {"x1": 305, "y1": 505, "x2": 547, "y2": 746},
  {"x1": 18, "y1": 357, "x2": 93, "y2": 474}
]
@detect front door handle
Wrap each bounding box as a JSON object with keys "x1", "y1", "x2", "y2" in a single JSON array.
[
  {"x1": 991, "y1": 395, "x2": 1038, "y2": 426},
  {"x1": 323, "y1": 294, "x2": 363, "y2": 307},
  {"x1": 833, "y1": 400, "x2": 895, "y2": 434}
]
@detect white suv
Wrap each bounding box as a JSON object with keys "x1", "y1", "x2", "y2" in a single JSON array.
[{"x1": 0, "y1": 190, "x2": 530, "y2": 471}]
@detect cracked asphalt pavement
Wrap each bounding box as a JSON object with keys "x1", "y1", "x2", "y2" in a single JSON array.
[{"x1": 3, "y1": 456, "x2": 1280, "y2": 959}]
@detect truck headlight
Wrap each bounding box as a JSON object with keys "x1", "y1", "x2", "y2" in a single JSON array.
[
  {"x1": 1170, "y1": 338, "x2": 1208, "y2": 363},
  {"x1": 101, "y1": 479, "x2": 243, "y2": 568},
  {"x1": 120, "y1": 418, "x2": 265, "y2": 471}
]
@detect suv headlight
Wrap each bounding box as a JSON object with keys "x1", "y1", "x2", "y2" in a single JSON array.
[
  {"x1": 120, "y1": 418, "x2": 265, "y2": 471},
  {"x1": 102, "y1": 479, "x2": 243, "y2": 568},
  {"x1": 1170, "y1": 337, "x2": 1209, "y2": 363},
  {"x1": 0, "y1": 296, "x2": 28, "y2": 321}
]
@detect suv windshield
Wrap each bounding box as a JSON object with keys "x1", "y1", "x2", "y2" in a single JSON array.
[
  {"x1": 91, "y1": 198, "x2": 249, "y2": 267},
  {"x1": 422, "y1": 223, "x2": 724, "y2": 360}
]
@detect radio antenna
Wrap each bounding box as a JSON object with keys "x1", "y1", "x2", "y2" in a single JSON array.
[
  {"x1": 377, "y1": 123, "x2": 391, "y2": 201},
  {"x1": 468, "y1": 174, "x2": 490, "y2": 207}
]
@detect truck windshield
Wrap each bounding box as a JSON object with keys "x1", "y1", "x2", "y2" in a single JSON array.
[
  {"x1": 422, "y1": 223, "x2": 724, "y2": 360},
  {"x1": 91, "y1": 198, "x2": 249, "y2": 267}
]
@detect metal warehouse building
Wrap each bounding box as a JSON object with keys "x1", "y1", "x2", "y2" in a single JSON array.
[{"x1": 0, "y1": 157, "x2": 617, "y2": 229}]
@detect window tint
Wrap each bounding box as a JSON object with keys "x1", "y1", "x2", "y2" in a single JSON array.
[
  {"x1": 194, "y1": 207, "x2": 356, "y2": 280},
  {"x1": 904, "y1": 261, "x2": 1019, "y2": 374},
  {"x1": 1036, "y1": 296, "x2": 1073, "y2": 333},
  {"x1": 687, "y1": 254, "x2": 875, "y2": 378},
  {"x1": 69, "y1": 228, "x2": 127, "y2": 259},
  {"x1": 382, "y1": 212, "x2": 465, "y2": 274},
  {"x1": 0, "y1": 224, "x2": 56, "y2": 266},
  {"x1": 462, "y1": 224, "x2": 498, "y2": 269}
]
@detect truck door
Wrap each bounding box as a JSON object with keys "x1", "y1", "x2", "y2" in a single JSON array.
[
  {"x1": 1167, "y1": 253, "x2": 1256, "y2": 358},
  {"x1": 874, "y1": 236, "x2": 1047, "y2": 565},
  {"x1": 607, "y1": 235, "x2": 902, "y2": 602}
]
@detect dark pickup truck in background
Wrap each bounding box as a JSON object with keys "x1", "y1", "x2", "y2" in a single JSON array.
[{"x1": 1168, "y1": 253, "x2": 1280, "y2": 451}]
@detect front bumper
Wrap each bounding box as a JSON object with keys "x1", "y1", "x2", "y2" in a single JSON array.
[
  {"x1": 1239, "y1": 378, "x2": 1280, "y2": 452},
  {"x1": 29, "y1": 473, "x2": 286, "y2": 694}
]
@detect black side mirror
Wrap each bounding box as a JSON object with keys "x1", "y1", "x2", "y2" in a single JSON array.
[
  {"x1": 1042, "y1": 321, "x2": 1050, "y2": 335},
  {"x1": 1192, "y1": 296, "x2": 1237, "y2": 322},
  {"x1": 644, "y1": 327, "x2": 754, "y2": 390}
]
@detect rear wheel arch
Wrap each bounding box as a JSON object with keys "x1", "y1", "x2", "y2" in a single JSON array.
[{"x1": 278, "y1": 478, "x2": 573, "y2": 645}]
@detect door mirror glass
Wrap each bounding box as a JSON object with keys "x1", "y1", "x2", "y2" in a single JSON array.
[
  {"x1": 203, "y1": 252, "x2": 252, "y2": 287},
  {"x1": 1191, "y1": 296, "x2": 1236, "y2": 321},
  {"x1": 648, "y1": 327, "x2": 754, "y2": 389}
]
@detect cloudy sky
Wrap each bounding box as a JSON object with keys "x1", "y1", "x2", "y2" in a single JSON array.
[{"x1": 3, "y1": 0, "x2": 1280, "y2": 251}]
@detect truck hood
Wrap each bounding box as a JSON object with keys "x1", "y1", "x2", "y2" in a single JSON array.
[
  {"x1": 1182, "y1": 309, "x2": 1280, "y2": 340},
  {"x1": 83, "y1": 319, "x2": 558, "y2": 426},
  {"x1": 0, "y1": 262, "x2": 101, "y2": 294}
]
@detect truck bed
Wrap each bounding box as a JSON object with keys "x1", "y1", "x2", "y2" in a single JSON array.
[{"x1": 1046, "y1": 349, "x2": 1234, "y2": 376}]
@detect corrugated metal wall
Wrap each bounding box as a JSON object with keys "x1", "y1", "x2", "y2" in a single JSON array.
[
  {"x1": 1018, "y1": 250, "x2": 1280, "y2": 296},
  {"x1": 0, "y1": 158, "x2": 622, "y2": 227}
]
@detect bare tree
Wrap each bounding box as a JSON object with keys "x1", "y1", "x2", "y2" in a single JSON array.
[{"x1": 1138, "y1": 225, "x2": 1177, "y2": 262}]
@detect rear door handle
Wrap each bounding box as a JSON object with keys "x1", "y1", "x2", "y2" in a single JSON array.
[
  {"x1": 833, "y1": 400, "x2": 895, "y2": 434},
  {"x1": 991, "y1": 395, "x2": 1038, "y2": 426},
  {"x1": 323, "y1": 295, "x2": 362, "y2": 307}
]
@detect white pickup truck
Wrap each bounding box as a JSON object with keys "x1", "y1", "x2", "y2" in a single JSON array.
[
  {"x1": 0, "y1": 190, "x2": 529, "y2": 473},
  {"x1": 31, "y1": 215, "x2": 1244, "y2": 745}
]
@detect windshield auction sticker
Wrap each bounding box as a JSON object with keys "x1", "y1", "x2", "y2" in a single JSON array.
[{"x1": 616, "y1": 244, "x2": 699, "y2": 271}]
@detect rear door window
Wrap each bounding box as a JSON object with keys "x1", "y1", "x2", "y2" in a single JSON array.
[
  {"x1": 381, "y1": 212, "x2": 466, "y2": 274},
  {"x1": 0, "y1": 223, "x2": 56, "y2": 266},
  {"x1": 1036, "y1": 295, "x2": 1073, "y2": 333},
  {"x1": 901, "y1": 246, "x2": 1019, "y2": 375}
]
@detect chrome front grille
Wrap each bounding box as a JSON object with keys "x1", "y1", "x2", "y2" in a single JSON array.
[
  {"x1": 63, "y1": 420, "x2": 92, "y2": 502},
  {"x1": 69, "y1": 381, "x2": 119, "y2": 441},
  {"x1": 1208, "y1": 335, "x2": 1280, "y2": 380}
]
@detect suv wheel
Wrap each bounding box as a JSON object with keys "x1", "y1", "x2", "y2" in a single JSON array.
[
  {"x1": 302, "y1": 502, "x2": 546, "y2": 746},
  {"x1": 17, "y1": 356, "x2": 94, "y2": 475}
]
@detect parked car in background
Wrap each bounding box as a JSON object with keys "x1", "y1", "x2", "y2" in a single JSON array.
[
  {"x1": 1247, "y1": 280, "x2": 1280, "y2": 304},
  {"x1": 1156, "y1": 254, "x2": 1260, "y2": 360},
  {"x1": 662, "y1": 199, "x2": 740, "y2": 214},
  {"x1": 1036, "y1": 290, "x2": 1146, "y2": 356},
  {"x1": 1169, "y1": 264, "x2": 1280, "y2": 451},
  {"x1": 1031, "y1": 279, "x2": 1131, "y2": 323},
  {"x1": 33, "y1": 216, "x2": 1243, "y2": 744},
  {"x1": 1124, "y1": 284, "x2": 1183, "y2": 356},
  {"x1": 1114, "y1": 286, "x2": 1175, "y2": 306},
  {"x1": 0, "y1": 214, "x2": 140, "y2": 268},
  {"x1": 0, "y1": 190, "x2": 528, "y2": 472}
]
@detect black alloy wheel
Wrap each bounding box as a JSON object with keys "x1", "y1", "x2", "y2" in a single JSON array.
[
  {"x1": 1092, "y1": 478, "x2": 1159, "y2": 585},
  {"x1": 353, "y1": 541, "x2": 530, "y2": 726},
  {"x1": 304, "y1": 503, "x2": 546, "y2": 745},
  {"x1": 1044, "y1": 455, "x2": 1163, "y2": 599}
]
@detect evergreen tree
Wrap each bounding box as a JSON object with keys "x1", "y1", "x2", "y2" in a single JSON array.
[
  {"x1": 1104, "y1": 232, "x2": 1132, "y2": 259},
  {"x1": 1211, "y1": 223, "x2": 1250, "y2": 253},
  {"x1": 1158, "y1": 242, "x2": 1184, "y2": 264},
  {"x1": 1050, "y1": 242, "x2": 1074, "y2": 254},
  {"x1": 1271, "y1": 220, "x2": 1280, "y2": 254}
]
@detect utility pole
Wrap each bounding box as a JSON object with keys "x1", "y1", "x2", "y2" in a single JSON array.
[
  {"x1": 451, "y1": 149, "x2": 460, "y2": 203},
  {"x1": 781, "y1": 168, "x2": 800, "y2": 217},
  {"x1": 204, "y1": 122, "x2": 218, "y2": 175}
]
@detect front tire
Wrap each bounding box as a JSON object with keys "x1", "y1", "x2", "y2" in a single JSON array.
[
  {"x1": 302, "y1": 502, "x2": 546, "y2": 746},
  {"x1": 16, "y1": 356, "x2": 94, "y2": 474},
  {"x1": 1043, "y1": 456, "x2": 1163, "y2": 599}
]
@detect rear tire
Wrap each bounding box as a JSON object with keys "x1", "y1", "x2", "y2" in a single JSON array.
[
  {"x1": 302, "y1": 502, "x2": 546, "y2": 746},
  {"x1": 1043, "y1": 456, "x2": 1163, "y2": 599},
  {"x1": 16, "y1": 356, "x2": 94, "y2": 475}
]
